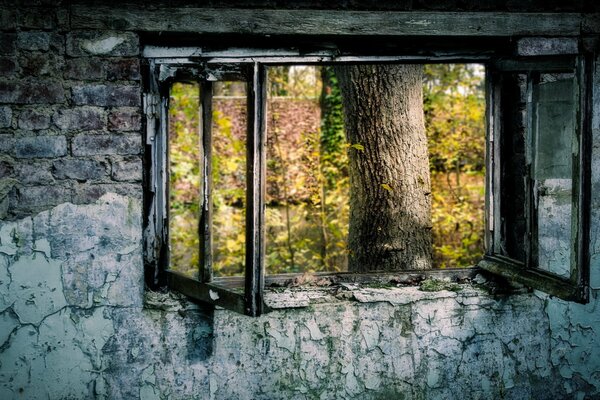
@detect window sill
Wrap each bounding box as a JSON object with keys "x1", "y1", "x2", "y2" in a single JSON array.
[{"x1": 263, "y1": 271, "x2": 524, "y2": 310}]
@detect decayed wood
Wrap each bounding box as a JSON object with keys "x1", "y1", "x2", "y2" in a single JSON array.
[
  {"x1": 576, "y1": 54, "x2": 593, "y2": 303},
  {"x1": 244, "y1": 63, "x2": 267, "y2": 317},
  {"x1": 478, "y1": 256, "x2": 584, "y2": 302},
  {"x1": 199, "y1": 82, "x2": 213, "y2": 283},
  {"x1": 71, "y1": 7, "x2": 586, "y2": 36},
  {"x1": 167, "y1": 270, "x2": 246, "y2": 314},
  {"x1": 582, "y1": 14, "x2": 600, "y2": 34},
  {"x1": 211, "y1": 267, "x2": 477, "y2": 289}
]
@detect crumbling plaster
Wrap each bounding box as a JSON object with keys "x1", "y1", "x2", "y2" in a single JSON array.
[
  {"x1": 0, "y1": 194, "x2": 598, "y2": 399},
  {"x1": 0, "y1": 4, "x2": 599, "y2": 400}
]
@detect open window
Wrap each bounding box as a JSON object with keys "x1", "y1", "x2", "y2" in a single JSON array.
[
  {"x1": 479, "y1": 54, "x2": 591, "y2": 303},
  {"x1": 143, "y1": 43, "x2": 591, "y2": 316}
]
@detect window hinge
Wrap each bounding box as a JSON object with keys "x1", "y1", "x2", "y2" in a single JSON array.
[{"x1": 144, "y1": 92, "x2": 160, "y2": 145}]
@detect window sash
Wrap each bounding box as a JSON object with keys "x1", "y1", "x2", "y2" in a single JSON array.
[{"x1": 481, "y1": 54, "x2": 590, "y2": 303}]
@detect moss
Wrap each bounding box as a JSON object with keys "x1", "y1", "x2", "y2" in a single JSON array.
[
  {"x1": 364, "y1": 282, "x2": 396, "y2": 289},
  {"x1": 419, "y1": 278, "x2": 462, "y2": 292}
]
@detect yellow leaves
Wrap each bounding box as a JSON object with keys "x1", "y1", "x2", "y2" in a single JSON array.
[
  {"x1": 310, "y1": 193, "x2": 321, "y2": 206},
  {"x1": 380, "y1": 183, "x2": 393, "y2": 192},
  {"x1": 348, "y1": 143, "x2": 364, "y2": 152}
]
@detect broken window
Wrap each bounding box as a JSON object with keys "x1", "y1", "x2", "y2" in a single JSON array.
[
  {"x1": 143, "y1": 44, "x2": 590, "y2": 316},
  {"x1": 480, "y1": 55, "x2": 591, "y2": 302}
]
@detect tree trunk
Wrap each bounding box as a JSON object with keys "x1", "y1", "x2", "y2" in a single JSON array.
[{"x1": 335, "y1": 64, "x2": 433, "y2": 272}]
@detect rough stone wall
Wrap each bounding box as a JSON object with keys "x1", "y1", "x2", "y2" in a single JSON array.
[
  {"x1": 0, "y1": 3, "x2": 599, "y2": 400},
  {"x1": 0, "y1": 5, "x2": 142, "y2": 220}
]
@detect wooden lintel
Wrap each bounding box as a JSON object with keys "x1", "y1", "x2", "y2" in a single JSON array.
[{"x1": 71, "y1": 7, "x2": 587, "y2": 37}]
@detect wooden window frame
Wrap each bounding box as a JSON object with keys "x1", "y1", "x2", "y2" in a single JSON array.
[
  {"x1": 479, "y1": 53, "x2": 592, "y2": 303},
  {"x1": 143, "y1": 42, "x2": 591, "y2": 316}
]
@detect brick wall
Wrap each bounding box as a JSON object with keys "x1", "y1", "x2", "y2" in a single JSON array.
[{"x1": 0, "y1": 15, "x2": 142, "y2": 219}]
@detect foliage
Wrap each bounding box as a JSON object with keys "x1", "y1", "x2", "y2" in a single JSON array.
[
  {"x1": 211, "y1": 100, "x2": 247, "y2": 276},
  {"x1": 168, "y1": 64, "x2": 486, "y2": 276},
  {"x1": 168, "y1": 83, "x2": 201, "y2": 277},
  {"x1": 265, "y1": 66, "x2": 348, "y2": 273},
  {"x1": 424, "y1": 64, "x2": 486, "y2": 268}
]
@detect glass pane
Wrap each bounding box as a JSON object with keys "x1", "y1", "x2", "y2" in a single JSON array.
[
  {"x1": 212, "y1": 81, "x2": 247, "y2": 277},
  {"x1": 266, "y1": 66, "x2": 349, "y2": 274},
  {"x1": 531, "y1": 73, "x2": 577, "y2": 278},
  {"x1": 169, "y1": 82, "x2": 201, "y2": 278}
]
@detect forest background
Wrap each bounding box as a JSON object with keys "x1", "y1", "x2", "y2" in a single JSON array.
[{"x1": 168, "y1": 64, "x2": 486, "y2": 277}]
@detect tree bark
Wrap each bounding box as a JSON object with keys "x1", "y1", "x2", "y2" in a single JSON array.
[{"x1": 335, "y1": 64, "x2": 433, "y2": 272}]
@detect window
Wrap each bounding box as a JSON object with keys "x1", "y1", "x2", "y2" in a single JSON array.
[
  {"x1": 143, "y1": 42, "x2": 591, "y2": 316},
  {"x1": 480, "y1": 55, "x2": 591, "y2": 302}
]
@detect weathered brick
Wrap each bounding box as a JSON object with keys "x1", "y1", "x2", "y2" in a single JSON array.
[
  {"x1": 16, "y1": 185, "x2": 71, "y2": 208},
  {"x1": 53, "y1": 107, "x2": 106, "y2": 131},
  {"x1": 18, "y1": 8, "x2": 56, "y2": 30},
  {"x1": 66, "y1": 31, "x2": 139, "y2": 57},
  {"x1": 0, "y1": 9, "x2": 17, "y2": 31},
  {"x1": 56, "y1": 8, "x2": 69, "y2": 30},
  {"x1": 17, "y1": 32, "x2": 50, "y2": 51},
  {"x1": 0, "y1": 34, "x2": 16, "y2": 55},
  {"x1": 0, "y1": 158, "x2": 14, "y2": 178},
  {"x1": 15, "y1": 135, "x2": 67, "y2": 158},
  {"x1": 517, "y1": 37, "x2": 579, "y2": 56},
  {"x1": 72, "y1": 183, "x2": 142, "y2": 204},
  {"x1": 111, "y1": 156, "x2": 142, "y2": 182},
  {"x1": 15, "y1": 160, "x2": 54, "y2": 184},
  {"x1": 0, "y1": 106, "x2": 12, "y2": 128},
  {"x1": 0, "y1": 58, "x2": 17, "y2": 76},
  {"x1": 52, "y1": 158, "x2": 108, "y2": 181},
  {"x1": 0, "y1": 133, "x2": 14, "y2": 155},
  {"x1": 108, "y1": 108, "x2": 141, "y2": 132},
  {"x1": 18, "y1": 109, "x2": 51, "y2": 130},
  {"x1": 71, "y1": 134, "x2": 141, "y2": 156},
  {"x1": 0, "y1": 80, "x2": 65, "y2": 104},
  {"x1": 20, "y1": 53, "x2": 61, "y2": 77},
  {"x1": 0, "y1": 81, "x2": 19, "y2": 103},
  {"x1": 64, "y1": 58, "x2": 105, "y2": 80},
  {"x1": 72, "y1": 84, "x2": 140, "y2": 107},
  {"x1": 106, "y1": 58, "x2": 140, "y2": 81},
  {"x1": 0, "y1": 196, "x2": 7, "y2": 219}
]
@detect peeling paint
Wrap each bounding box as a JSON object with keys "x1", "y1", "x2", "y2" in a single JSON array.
[{"x1": 0, "y1": 162, "x2": 599, "y2": 400}]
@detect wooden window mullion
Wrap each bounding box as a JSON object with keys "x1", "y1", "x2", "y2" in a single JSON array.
[{"x1": 245, "y1": 63, "x2": 267, "y2": 316}]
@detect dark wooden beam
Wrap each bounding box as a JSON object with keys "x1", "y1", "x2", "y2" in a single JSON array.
[
  {"x1": 199, "y1": 81, "x2": 213, "y2": 283},
  {"x1": 167, "y1": 270, "x2": 246, "y2": 314},
  {"x1": 71, "y1": 7, "x2": 589, "y2": 36},
  {"x1": 478, "y1": 257, "x2": 585, "y2": 302},
  {"x1": 244, "y1": 63, "x2": 267, "y2": 317}
]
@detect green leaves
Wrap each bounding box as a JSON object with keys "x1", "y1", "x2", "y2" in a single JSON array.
[{"x1": 167, "y1": 64, "x2": 486, "y2": 274}]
